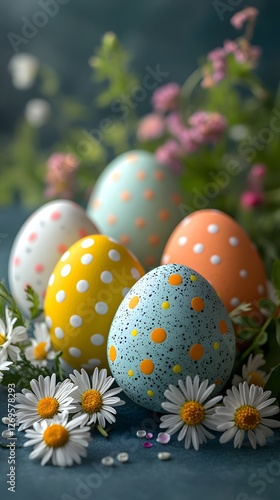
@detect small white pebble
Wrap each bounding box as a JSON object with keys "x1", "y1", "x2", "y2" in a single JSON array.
[
  {"x1": 157, "y1": 452, "x2": 171, "y2": 461},
  {"x1": 2, "y1": 417, "x2": 11, "y2": 425},
  {"x1": 136, "y1": 430, "x2": 146, "y2": 438},
  {"x1": 117, "y1": 452, "x2": 129, "y2": 463},
  {"x1": 101, "y1": 456, "x2": 114, "y2": 466}
]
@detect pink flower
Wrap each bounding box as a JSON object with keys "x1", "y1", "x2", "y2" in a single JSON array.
[
  {"x1": 240, "y1": 191, "x2": 263, "y2": 209},
  {"x1": 151, "y1": 83, "x2": 181, "y2": 113},
  {"x1": 230, "y1": 7, "x2": 259, "y2": 30},
  {"x1": 188, "y1": 111, "x2": 227, "y2": 143},
  {"x1": 177, "y1": 128, "x2": 200, "y2": 153},
  {"x1": 155, "y1": 140, "x2": 184, "y2": 174},
  {"x1": 137, "y1": 113, "x2": 165, "y2": 142},
  {"x1": 165, "y1": 113, "x2": 185, "y2": 136},
  {"x1": 45, "y1": 153, "x2": 79, "y2": 199},
  {"x1": 249, "y1": 164, "x2": 267, "y2": 180}
]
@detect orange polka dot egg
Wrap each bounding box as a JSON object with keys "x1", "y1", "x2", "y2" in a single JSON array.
[
  {"x1": 44, "y1": 235, "x2": 145, "y2": 372},
  {"x1": 162, "y1": 209, "x2": 267, "y2": 312},
  {"x1": 107, "y1": 263, "x2": 235, "y2": 412},
  {"x1": 86, "y1": 150, "x2": 183, "y2": 270},
  {"x1": 8, "y1": 200, "x2": 99, "y2": 317}
]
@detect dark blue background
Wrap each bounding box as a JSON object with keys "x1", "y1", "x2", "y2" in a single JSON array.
[{"x1": 0, "y1": 0, "x2": 280, "y2": 136}]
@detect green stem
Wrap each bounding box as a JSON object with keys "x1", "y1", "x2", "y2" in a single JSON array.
[
  {"x1": 180, "y1": 67, "x2": 203, "y2": 109},
  {"x1": 238, "y1": 314, "x2": 275, "y2": 366},
  {"x1": 96, "y1": 424, "x2": 109, "y2": 438}
]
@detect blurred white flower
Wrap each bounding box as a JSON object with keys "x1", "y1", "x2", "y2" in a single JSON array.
[
  {"x1": 0, "y1": 350, "x2": 13, "y2": 383},
  {"x1": 24, "y1": 99, "x2": 51, "y2": 127},
  {"x1": 0, "y1": 307, "x2": 27, "y2": 362},
  {"x1": 8, "y1": 53, "x2": 39, "y2": 90},
  {"x1": 25, "y1": 322, "x2": 56, "y2": 367}
]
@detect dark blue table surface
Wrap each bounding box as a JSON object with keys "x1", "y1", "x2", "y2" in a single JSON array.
[{"x1": 1, "y1": 207, "x2": 280, "y2": 500}]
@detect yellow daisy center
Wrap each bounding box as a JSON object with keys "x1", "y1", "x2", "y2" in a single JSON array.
[
  {"x1": 81, "y1": 389, "x2": 103, "y2": 414},
  {"x1": 248, "y1": 371, "x2": 265, "y2": 388},
  {"x1": 37, "y1": 397, "x2": 59, "y2": 419},
  {"x1": 0, "y1": 333, "x2": 6, "y2": 345},
  {"x1": 43, "y1": 424, "x2": 69, "y2": 448},
  {"x1": 234, "y1": 405, "x2": 261, "y2": 431},
  {"x1": 180, "y1": 401, "x2": 205, "y2": 426},
  {"x1": 34, "y1": 341, "x2": 47, "y2": 360}
]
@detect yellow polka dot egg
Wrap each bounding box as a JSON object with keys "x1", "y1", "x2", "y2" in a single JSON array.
[
  {"x1": 44, "y1": 235, "x2": 145, "y2": 372},
  {"x1": 108, "y1": 263, "x2": 235, "y2": 412}
]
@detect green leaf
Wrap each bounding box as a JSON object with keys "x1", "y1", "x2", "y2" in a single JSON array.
[
  {"x1": 272, "y1": 261, "x2": 280, "y2": 300},
  {"x1": 264, "y1": 363, "x2": 280, "y2": 403},
  {"x1": 236, "y1": 329, "x2": 255, "y2": 341},
  {"x1": 257, "y1": 331, "x2": 268, "y2": 346},
  {"x1": 0, "y1": 281, "x2": 26, "y2": 327},
  {"x1": 258, "y1": 297, "x2": 277, "y2": 316},
  {"x1": 25, "y1": 285, "x2": 43, "y2": 320},
  {"x1": 276, "y1": 321, "x2": 280, "y2": 347}
]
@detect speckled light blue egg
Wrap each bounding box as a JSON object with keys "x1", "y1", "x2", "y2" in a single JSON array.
[
  {"x1": 108, "y1": 263, "x2": 235, "y2": 412},
  {"x1": 86, "y1": 150, "x2": 183, "y2": 270}
]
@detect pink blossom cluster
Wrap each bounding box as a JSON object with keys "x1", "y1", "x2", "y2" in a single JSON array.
[
  {"x1": 230, "y1": 7, "x2": 259, "y2": 30},
  {"x1": 240, "y1": 163, "x2": 266, "y2": 209},
  {"x1": 45, "y1": 153, "x2": 79, "y2": 199}
]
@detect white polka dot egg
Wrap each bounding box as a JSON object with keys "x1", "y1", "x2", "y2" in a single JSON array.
[
  {"x1": 44, "y1": 235, "x2": 145, "y2": 372},
  {"x1": 107, "y1": 263, "x2": 235, "y2": 412},
  {"x1": 8, "y1": 200, "x2": 99, "y2": 316}
]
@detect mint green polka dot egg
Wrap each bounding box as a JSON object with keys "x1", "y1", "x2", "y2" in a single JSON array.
[
  {"x1": 108, "y1": 264, "x2": 236, "y2": 412},
  {"x1": 86, "y1": 150, "x2": 183, "y2": 270}
]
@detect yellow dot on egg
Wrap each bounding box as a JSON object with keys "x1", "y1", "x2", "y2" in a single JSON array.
[
  {"x1": 215, "y1": 378, "x2": 222, "y2": 386},
  {"x1": 129, "y1": 296, "x2": 139, "y2": 309},
  {"x1": 109, "y1": 345, "x2": 117, "y2": 362},
  {"x1": 173, "y1": 364, "x2": 182, "y2": 374},
  {"x1": 147, "y1": 390, "x2": 154, "y2": 397},
  {"x1": 161, "y1": 301, "x2": 170, "y2": 310},
  {"x1": 190, "y1": 274, "x2": 197, "y2": 282},
  {"x1": 213, "y1": 342, "x2": 220, "y2": 350},
  {"x1": 128, "y1": 369, "x2": 134, "y2": 377},
  {"x1": 131, "y1": 329, "x2": 138, "y2": 337}
]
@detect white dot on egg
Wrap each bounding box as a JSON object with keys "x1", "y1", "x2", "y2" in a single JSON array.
[
  {"x1": 162, "y1": 254, "x2": 170, "y2": 264},
  {"x1": 210, "y1": 255, "x2": 221, "y2": 265},
  {"x1": 81, "y1": 253, "x2": 93, "y2": 265},
  {"x1": 122, "y1": 287, "x2": 130, "y2": 297},
  {"x1": 56, "y1": 290, "x2": 66, "y2": 303},
  {"x1": 95, "y1": 302, "x2": 108, "y2": 315},
  {"x1": 54, "y1": 327, "x2": 64, "y2": 339},
  {"x1": 48, "y1": 274, "x2": 55, "y2": 286},
  {"x1": 91, "y1": 334, "x2": 105, "y2": 346},
  {"x1": 258, "y1": 284, "x2": 265, "y2": 295},
  {"x1": 229, "y1": 236, "x2": 239, "y2": 247},
  {"x1": 76, "y1": 280, "x2": 89, "y2": 293},
  {"x1": 193, "y1": 243, "x2": 204, "y2": 254},
  {"x1": 61, "y1": 251, "x2": 70, "y2": 262},
  {"x1": 230, "y1": 297, "x2": 240, "y2": 307},
  {"x1": 131, "y1": 268, "x2": 141, "y2": 280},
  {"x1": 61, "y1": 264, "x2": 71, "y2": 277},
  {"x1": 240, "y1": 269, "x2": 248, "y2": 279},
  {"x1": 69, "y1": 347, "x2": 82, "y2": 358},
  {"x1": 207, "y1": 224, "x2": 219, "y2": 234},
  {"x1": 178, "y1": 236, "x2": 188, "y2": 246},
  {"x1": 81, "y1": 238, "x2": 95, "y2": 249},
  {"x1": 45, "y1": 316, "x2": 52, "y2": 328},
  {"x1": 108, "y1": 249, "x2": 121, "y2": 262},
  {"x1": 100, "y1": 271, "x2": 113, "y2": 284},
  {"x1": 88, "y1": 358, "x2": 101, "y2": 367},
  {"x1": 70, "y1": 315, "x2": 83, "y2": 328}
]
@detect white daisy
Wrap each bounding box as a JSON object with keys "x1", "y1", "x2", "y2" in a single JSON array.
[
  {"x1": 16, "y1": 373, "x2": 76, "y2": 431},
  {"x1": 24, "y1": 411, "x2": 91, "y2": 466},
  {"x1": 69, "y1": 368, "x2": 125, "y2": 428},
  {"x1": 214, "y1": 381, "x2": 280, "y2": 449},
  {"x1": 159, "y1": 375, "x2": 223, "y2": 450},
  {"x1": 25, "y1": 322, "x2": 56, "y2": 367},
  {"x1": 0, "y1": 350, "x2": 13, "y2": 383},
  {"x1": 0, "y1": 307, "x2": 27, "y2": 362},
  {"x1": 232, "y1": 353, "x2": 269, "y2": 387}
]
